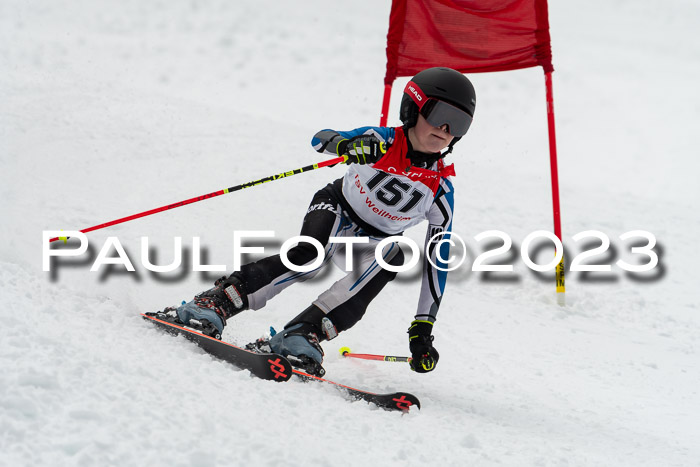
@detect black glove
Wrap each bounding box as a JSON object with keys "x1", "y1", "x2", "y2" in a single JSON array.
[
  {"x1": 337, "y1": 135, "x2": 387, "y2": 165},
  {"x1": 408, "y1": 320, "x2": 439, "y2": 373}
]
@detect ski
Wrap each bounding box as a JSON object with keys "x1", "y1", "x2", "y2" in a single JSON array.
[
  {"x1": 141, "y1": 313, "x2": 292, "y2": 382},
  {"x1": 245, "y1": 334, "x2": 419, "y2": 411},
  {"x1": 292, "y1": 369, "x2": 421, "y2": 412},
  {"x1": 142, "y1": 313, "x2": 420, "y2": 411}
]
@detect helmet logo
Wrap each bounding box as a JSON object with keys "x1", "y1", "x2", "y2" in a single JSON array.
[{"x1": 405, "y1": 81, "x2": 427, "y2": 109}]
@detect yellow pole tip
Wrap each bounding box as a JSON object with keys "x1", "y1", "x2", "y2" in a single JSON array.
[{"x1": 339, "y1": 346, "x2": 351, "y2": 356}]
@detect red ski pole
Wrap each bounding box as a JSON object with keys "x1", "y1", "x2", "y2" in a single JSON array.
[
  {"x1": 339, "y1": 347, "x2": 412, "y2": 363},
  {"x1": 49, "y1": 156, "x2": 346, "y2": 243}
]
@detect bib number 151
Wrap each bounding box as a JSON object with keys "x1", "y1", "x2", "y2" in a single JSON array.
[{"x1": 366, "y1": 172, "x2": 425, "y2": 213}]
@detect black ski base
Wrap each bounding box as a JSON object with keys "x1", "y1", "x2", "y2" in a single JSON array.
[{"x1": 142, "y1": 313, "x2": 292, "y2": 382}]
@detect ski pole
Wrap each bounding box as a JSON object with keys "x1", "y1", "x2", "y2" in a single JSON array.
[
  {"x1": 49, "y1": 155, "x2": 347, "y2": 243},
  {"x1": 339, "y1": 347, "x2": 412, "y2": 363}
]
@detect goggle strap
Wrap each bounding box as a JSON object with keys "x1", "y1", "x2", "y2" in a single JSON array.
[{"x1": 404, "y1": 81, "x2": 428, "y2": 110}]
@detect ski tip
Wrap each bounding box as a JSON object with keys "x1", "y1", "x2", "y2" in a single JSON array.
[
  {"x1": 339, "y1": 346, "x2": 351, "y2": 357},
  {"x1": 394, "y1": 392, "x2": 421, "y2": 411}
]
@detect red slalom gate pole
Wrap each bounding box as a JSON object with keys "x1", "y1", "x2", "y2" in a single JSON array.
[
  {"x1": 339, "y1": 347, "x2": 411, "y2": 363},
  {"x1": 48, "y1": 156, "x2": 346, "y2": 243},
  {"x1": 379, "y1": 83, "x2": 393, "y2": 127},
  {"x1": 545, "y1": 71, "x2": 566, "y2": 305}
]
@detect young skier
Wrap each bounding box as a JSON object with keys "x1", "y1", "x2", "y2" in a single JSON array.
[{"x1": 167, "y1": 67, "x2": 476, "y2": 376}]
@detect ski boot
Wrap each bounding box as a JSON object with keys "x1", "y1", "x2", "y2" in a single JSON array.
[
  {"x1": 263, "y1": 305, "x2": 340, "y2": 377},
  {"x1": 151, "y1": 274, "x2": 249, "y2": 339},
  {"x1": 269, "y1": 323, "x2": 325, "y2": 377},
  {"x1": 189, "y1": 274, "x2": 249, "y2": 320}
]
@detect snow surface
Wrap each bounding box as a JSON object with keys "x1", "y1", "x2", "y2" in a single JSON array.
[{"x1": 2, "y1": 0, "x2": 699, "y2": 466}]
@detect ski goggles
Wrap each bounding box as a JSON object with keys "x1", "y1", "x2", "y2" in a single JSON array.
[
  {"x1": 405, "y1": 80, "x2": 473, "y2": 137},
  {"x1": 420, "y1": 99, "x2": 473, "y2": 137}
]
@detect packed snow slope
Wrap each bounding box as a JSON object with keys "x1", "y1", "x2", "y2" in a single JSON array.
[{"x1": 2, "y1": 0, "x2": 699, "y2": 466}]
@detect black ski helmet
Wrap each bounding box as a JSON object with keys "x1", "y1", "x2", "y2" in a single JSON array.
[{"x1": 399, "y1": 67, "x2": 476, "y2": 144}]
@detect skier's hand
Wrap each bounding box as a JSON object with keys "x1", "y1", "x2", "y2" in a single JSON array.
[
  {"x1": 408, "y1": 320, "x2": 439, "y2": 373},
  {"x1": 338, "y1": 135, "x2": 387, "y2": 165}
]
